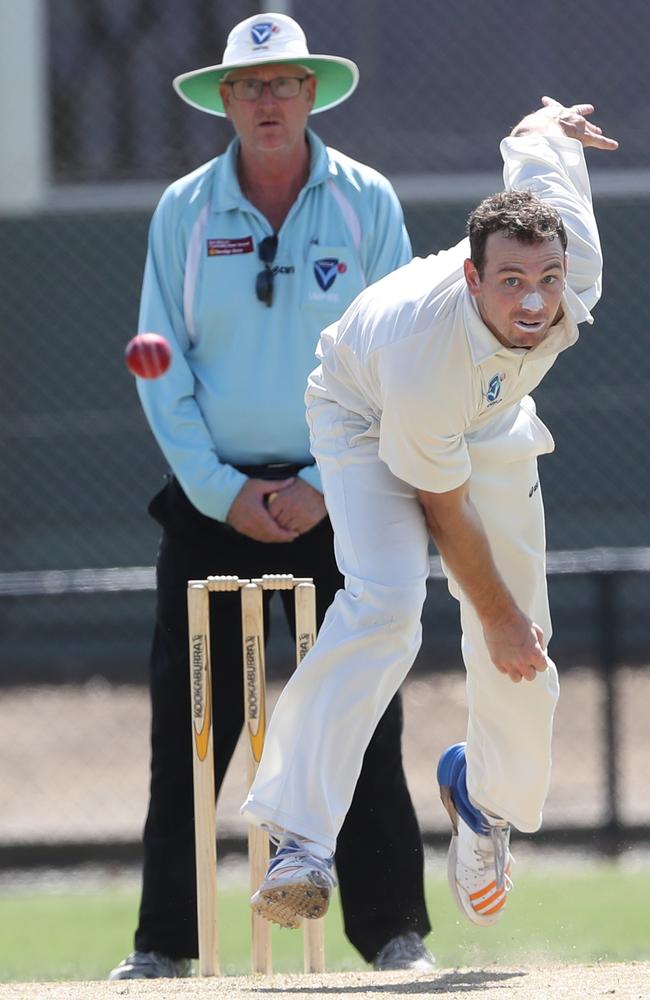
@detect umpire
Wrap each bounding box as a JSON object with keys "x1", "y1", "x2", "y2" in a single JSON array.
[{"x1": 108, "y1": 12, "x2": 433, "y2": 979}]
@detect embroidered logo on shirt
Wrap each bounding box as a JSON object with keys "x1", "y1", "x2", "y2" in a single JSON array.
[
  {"x1": 313, "y1": 258, "x2": 347, "y2": 291},
  {"x1": 484, "y1": 373, "x2": 505, "y2": 407},
  {"x1": 251, "y1": 22, "x2": 277, "y2": 45},
  {"x1": 207, "y1": 237, "x2": 254, "y2": 256}
]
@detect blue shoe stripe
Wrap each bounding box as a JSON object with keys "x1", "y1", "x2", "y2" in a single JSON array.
[
  {"x1": 268, "y1": 838, "x2": 334, "y2": 875},
  {"x1": 437, "y1": 743, "x2": 490, "y2": 836}
]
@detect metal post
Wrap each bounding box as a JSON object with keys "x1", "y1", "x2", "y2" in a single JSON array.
[{"x1": 597, "y1": 571, "x2": 622, "y2": 854}]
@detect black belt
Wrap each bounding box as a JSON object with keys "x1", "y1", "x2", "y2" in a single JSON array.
[{"x1": 234, "y1": 462, "x2": 311, "y2": 481}]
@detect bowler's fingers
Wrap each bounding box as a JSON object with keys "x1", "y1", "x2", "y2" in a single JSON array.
[
  {"x1": 501, "y1": 626, "x2": 548, "y2": 684},
  {"x1": 509, "y1": 658, "x2": 545, "y2": 684},
  {"x1": 567, "y1": 103, "x2": 595, "y2": 118},
  {"x1": 542, "y1": 95, "x2": 594, "y2": 116},
  {"x1": 505, "y1": 659, "x2": 544, "y2": 684},
  {"x1": 526, "y1": 625, "x2": 549, "y2": 676},
  {"x1": 541, "y1": 96, "x2": 619, "y2": 150},
  {"x1": 584, "y1": 131, "x2": 619, "y2": 150},
  {"x1": 532, "y1": 622, "x2": 546, "y2": 647}
]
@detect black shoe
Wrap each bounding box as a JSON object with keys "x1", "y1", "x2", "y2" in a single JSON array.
[
  {"x1": 373, "y1": 932, "x2": 435, "y2": 971},
  {"x1": 107, "y1": 950, "x2": 192, "y2": 980}
]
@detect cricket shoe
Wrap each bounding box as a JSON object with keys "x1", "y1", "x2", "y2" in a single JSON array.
[
  {"x1": 107, "y1": 951, "x2": 192, "y2": 980},
  {"x1": 251, "y1": 833, "x2": 336, "y2": 929},
  {"x1": 373, "y1": 932, "x2": 436, "y2": 972},
  {"x1": 437, "y1": 742, "x2": 513, "y2": 927}
]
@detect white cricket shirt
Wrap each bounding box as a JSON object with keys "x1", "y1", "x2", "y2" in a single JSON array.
[{"x1": 307, "y1": 135, "x2": 603, "y2": 493}]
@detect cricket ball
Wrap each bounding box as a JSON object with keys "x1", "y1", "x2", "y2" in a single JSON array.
[{"x1": 125, "y1": 332, "x2": 172, "y2": 379}]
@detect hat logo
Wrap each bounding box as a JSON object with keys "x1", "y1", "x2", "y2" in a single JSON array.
[{"x1": 251, "y1": 22, "x2": 276, "y2": 46}]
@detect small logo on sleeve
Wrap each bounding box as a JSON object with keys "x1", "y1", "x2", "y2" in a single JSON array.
[{"x1": 207, "y1": 237, "x2": 254, "y2": 256}]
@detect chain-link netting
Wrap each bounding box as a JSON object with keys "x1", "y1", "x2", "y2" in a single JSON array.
[
  {"x1": 2, "y1": 670, "x2": 649, "y2": 850},
  {"x1": 47, "y1": 0, "x2": 649, "y2": 181},
  {"x1": 1, "y1": 1, "x2": 649, "y2": 851}
]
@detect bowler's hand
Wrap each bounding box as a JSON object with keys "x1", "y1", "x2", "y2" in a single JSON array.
[
  {"x1": 482, "y1": 611, "x2": 549, "y2": 684},
  {"x1": 267, "y1": 478, "x2": 327, "y2": 535},
  {"x1": 511, "y1": 97, "x2": 619, "y2": 151},
  {"x1": 227, "y1": 477, "x2": 299, "y2": 542}
]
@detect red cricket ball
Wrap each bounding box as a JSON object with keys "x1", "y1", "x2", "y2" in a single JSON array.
[{"x1": 125, "y1": 333, "x2": 172, "y2": 379}]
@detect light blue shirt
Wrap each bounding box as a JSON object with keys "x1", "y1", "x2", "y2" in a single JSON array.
[{"x1": 137, "y1": 129, "x2": 411, "y2": 521}]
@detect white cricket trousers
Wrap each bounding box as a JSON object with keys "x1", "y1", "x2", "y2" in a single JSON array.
[{"x1": 242, "y1": 396, "x2": 559, "y2": 851}]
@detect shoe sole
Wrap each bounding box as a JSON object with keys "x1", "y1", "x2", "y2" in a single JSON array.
[
  {"x1": 374, "y1": 957, "x2": 437, "y2": 972},
  {"x1": 252, "y1": 881, "x2": 330, "y2": 929}
]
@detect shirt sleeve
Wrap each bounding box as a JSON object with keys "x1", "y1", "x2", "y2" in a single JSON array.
[
  {"x1": 379, "y1": 414, "x2": 471, "y2": 493},
  {"x1": 500, "y1": 135, "x2": 603, "y2": 323},
  {"x1": 360, "y1": 175, "x2": 412, "y2": 284},
  {"x1": 136, "y1": 189, "x2": 246, "y2": 521},
  {"x1": 375, "y1": 336, "x2": 473, "y2": 493}
]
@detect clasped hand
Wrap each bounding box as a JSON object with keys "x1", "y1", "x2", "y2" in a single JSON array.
[{"x1": 226, "y1": 476, "x2": 327, "y2": 543}]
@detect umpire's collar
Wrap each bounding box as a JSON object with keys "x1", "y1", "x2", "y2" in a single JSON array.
[{"x1": 211, "y1": 129, "x2": 330, "y2": 213}]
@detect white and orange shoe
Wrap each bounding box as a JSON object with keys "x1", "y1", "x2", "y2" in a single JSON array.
[
  {"x1": 437, "y1": 742, "x2": 513, "y2": 927},
  {"x1": 251, "y1": 833, "x2": 336, "y2": 929}
]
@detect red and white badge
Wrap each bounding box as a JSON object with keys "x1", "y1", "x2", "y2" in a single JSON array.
[{"x1": 207, "y1": 237, "x2": 254, "y2": 256}]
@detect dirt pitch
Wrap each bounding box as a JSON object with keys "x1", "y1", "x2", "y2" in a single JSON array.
[{"x1": 1, "y1": 964, "x2": 649, "y2": 1000}]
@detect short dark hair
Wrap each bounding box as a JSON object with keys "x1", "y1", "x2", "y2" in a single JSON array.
[{"x1": 468, "y1": 190, "x2": 567, "y2": 277}]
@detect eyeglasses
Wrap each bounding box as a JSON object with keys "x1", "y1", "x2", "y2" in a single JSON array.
[
  {"x1": 224, "y1": 75, "x2": 312, "y2": 102},
  {"x1": 256, "y1": 235, "x2": 278, "y2": 307}
]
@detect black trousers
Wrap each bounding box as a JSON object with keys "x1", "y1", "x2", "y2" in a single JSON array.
[{"x1": 134, "y1": 477, "x2": 430, "y2": 963}]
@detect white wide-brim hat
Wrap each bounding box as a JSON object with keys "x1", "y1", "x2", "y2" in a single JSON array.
[{"x1": 173, "y1": 12, "x2": 359, "y2": 117}]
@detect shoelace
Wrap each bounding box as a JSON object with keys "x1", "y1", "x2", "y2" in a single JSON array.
[
  {"x1": 489, "y1": 824, "x2": 513, "y2": 892},
  {"x1": 263, "y1": 827, "x2": 335, "y2": 880}
]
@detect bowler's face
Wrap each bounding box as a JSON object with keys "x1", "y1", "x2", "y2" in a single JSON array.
[{"x1": 464, "y1": 233, "x2": 568, "y2": 349}]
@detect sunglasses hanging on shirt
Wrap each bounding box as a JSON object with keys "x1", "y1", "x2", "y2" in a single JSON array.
[{"x1": 256, "y1": 235, "x2": 279, "y2": 308}]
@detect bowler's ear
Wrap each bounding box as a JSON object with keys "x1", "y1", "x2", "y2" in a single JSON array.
[{"x1": 464, "y1": 258, "x2": 481, "y2": 297}]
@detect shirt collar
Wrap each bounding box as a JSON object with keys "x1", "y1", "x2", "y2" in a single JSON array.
[
  {"x1": 463, "y1": 290, "x2": 579, "y2": 366},
  {"x1": 464, "y1": 292, "x2": 504, "y2": 365},
  {"x1": 210, "y1": 128, "x2": 329, "y2": 213}
]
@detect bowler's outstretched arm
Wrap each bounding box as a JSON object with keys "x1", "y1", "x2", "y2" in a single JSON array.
[{"x1": 417, "y1": 483, "x2": 548, "y2": 684}]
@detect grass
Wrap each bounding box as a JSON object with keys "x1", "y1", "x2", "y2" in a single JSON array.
[{"x1": 1, "y1": 858, "x2": 650, "y2": 982}]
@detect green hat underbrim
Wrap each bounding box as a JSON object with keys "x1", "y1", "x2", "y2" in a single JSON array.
[{"x1": 173, "y1": 56, "x2": 359, "y2": 117}]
